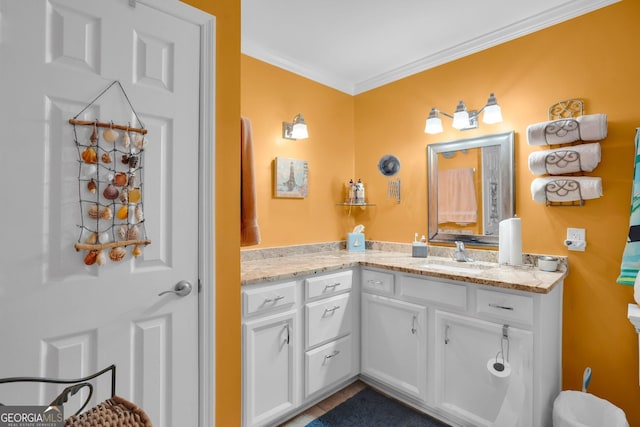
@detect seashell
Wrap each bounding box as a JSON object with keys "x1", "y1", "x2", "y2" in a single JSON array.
[
  {"x1": 128, "y1": 156, "x2": 139, "y2": 169},
  {"x1": 118, "y1": 225, "x2": 128, "y2": 241},
  {"x1": 127, "y1": 225, "x2": 141, "y2": 240},
  {"x1": 132, "y1": 244, "x2": 142, "y2": 257},
  {"x1": 96, "y1": 250, "x2": 107, "y2": 266},
  {"x1": 103, "y1": 127, "x2": 119, "y2": 142},
  {"x1": 109, "y1": 246, "x2": 127, "y2": 262},
  {"x1": 119, "y1": 188, "x2": 129, "y2": 204},
  {"x1": 101, "y1": 206, "x2": 113, "y2": 220},
  {"x1": 128, "y1": 188, "x2": 141, "y2": 203},
  {"x1": 113, "y1": 173, "x2": 127, "y2": 187},
  {"x1": 135, "y1": 205, "x2": 144, "y2": 222},
  {"x1": 84, "y1": 250, "x2": 98, "y2": 265},
  {"x1": 81, "y1": 147, "x2": 98, "y2": 164},
  {"x1": 90, "y1": 126, "x2": 98, "y2": 145},
  {"x1": 87, "y1": 204, "x2": 100, "y2": 219},
  {"x1": 98, "y1": 231, "x2": 110, "y2": 244},
  {"x1": 121, "y1": 154, "x2": 130, "y2": 165},
  {"x1": 85, "y1": 231, "x2": 98, "y2": 244},
  {"x1": 81, "y1": 164, "x2": 97, "y2": 178},
  {"x1": 122, "y1": 131, "x2": 131, "y2": 149},
  {"x1": 128, "y1": 173, "x2": 137, "y2": 187},
  {"x1": 87, "y1": 178, "x2": 97, "y2": 194},
  {"x1": 103, "y1": 184, "x2": 119, "y2": 200},
  {"x1": 133, "y1": 134, "x2": 146, "y2": 150},
  {"x1": 117, "y1": 205, "x2": 128, "y2": 220},
  {"x1": 101, "y1": 152, "x2": 112, "y2": 164}
]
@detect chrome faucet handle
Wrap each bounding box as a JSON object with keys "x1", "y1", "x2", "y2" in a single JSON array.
[
  {"x1": 453, "y1": 241, "x2": 473, "y2": 262},
  {"x1": 455, "y1": 241, "x2": 465, "y2": 251}
]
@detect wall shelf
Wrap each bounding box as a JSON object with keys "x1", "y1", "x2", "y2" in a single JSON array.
[{"x1": 336, "y1": 203, "x2": 376, "y2": 207}]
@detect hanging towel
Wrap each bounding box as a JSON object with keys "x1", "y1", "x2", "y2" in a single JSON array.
[
  {"x1": 617, "y1": 129, "x2": 640, "y2": 285},
  {"x1": 526, "y1": 113, "x2": 608, "y2": 146},
  {"x1": 528, "y1": 142, "x2": 601, "y2": 175},
  {"x1": 530, "y1": 176, "x2": 603, "y2": 204},
  {"x1": 241, "y1": 117, "x2": 261, "y2": 246},
  {"x1": 438, "y1": 168, "x2": 477, "y2": 224}
]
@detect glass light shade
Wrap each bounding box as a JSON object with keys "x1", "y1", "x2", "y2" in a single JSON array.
[
  {"x1": 425, "y1": 116, "x2": 443, "y2": 134},
  {"x1": 290, "y1": 122, "x2": 308, "y2": 139},
  {"x1": 482, "y1": 104, "x2": 503, "y2": 124},
  {"x1": 452, "y1": 110, "x2": 470, "y2": 129}
]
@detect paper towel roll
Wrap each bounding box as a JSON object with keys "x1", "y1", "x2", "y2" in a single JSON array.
[{"x1": 499, "y1": 218, "x2": 523, "y2": 266}]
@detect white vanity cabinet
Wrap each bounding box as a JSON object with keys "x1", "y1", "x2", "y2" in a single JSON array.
[
  {"x1": 303, "y1": 270, "x2": 358, "y2": 398},
  {"x1": 434, "y1": 311, "x2": 533, "y2": 427},
  {"x1": 361, "y1": 292, "x2": 428, "y2": 401},
  {"x1": 360, "y1": 268, "x2": 563, "y2": 427},
  {"x1": 242, "y1": 269, "x2": 359, "y2": 427},
  {"x1": 242, "y1": 281, "x2": 300, "y2": 427}
]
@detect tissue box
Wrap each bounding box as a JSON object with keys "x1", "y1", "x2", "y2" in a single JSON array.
[
  {"x1": 347, "y1": 233, "x2": 365, "y2": 252},
  {"x1": 412, "y1": 242, "x2": 428, "y2": 258}
]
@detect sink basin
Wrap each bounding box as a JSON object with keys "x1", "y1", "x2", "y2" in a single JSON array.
[{"x1": 419, "y1": 261, "x2": 491, "y2": 275}]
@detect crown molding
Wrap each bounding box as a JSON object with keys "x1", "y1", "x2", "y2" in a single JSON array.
[{"x1": 243, "y1": 0, "x2": 620, "y2": 96}]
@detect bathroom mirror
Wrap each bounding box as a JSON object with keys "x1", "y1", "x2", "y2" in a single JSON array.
[{"x1": 427, "y1": 131, "x2": 514, "y2": 247}]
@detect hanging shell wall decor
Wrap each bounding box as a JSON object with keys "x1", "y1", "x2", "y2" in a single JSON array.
[
  {"x1": 72, "y1": 118, "x2": 152, "y2": 266},
  {"x1": 70, "y1": 81, "x2": 152, "y2": 266}
]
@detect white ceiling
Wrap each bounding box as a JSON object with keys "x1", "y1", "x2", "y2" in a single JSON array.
[{"x1": 242, "y1": 0, "x2": 619, "y2": 95}]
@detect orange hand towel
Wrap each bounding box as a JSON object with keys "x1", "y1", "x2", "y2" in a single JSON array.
[
  {"x1": 437, "y1": 168, "x2": 477, "y2": 224},
  {"x1": 241, "y1": 117, "x2": 261, "y2": 246}
]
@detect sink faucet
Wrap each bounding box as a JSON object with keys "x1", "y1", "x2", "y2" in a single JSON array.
[{"x1": 454, "y1": 241, "x2": 473, "y2": 262}]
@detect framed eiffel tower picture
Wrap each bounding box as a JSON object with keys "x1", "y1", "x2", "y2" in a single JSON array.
[{"x1": 274, "y1": 157, "x2": 308, "y2": 198}]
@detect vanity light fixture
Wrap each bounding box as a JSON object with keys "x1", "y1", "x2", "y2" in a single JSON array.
[
  {"x1": 425, "y1": 93, "x2": 503, "y2": 134},
  {"x1": 282, "y1": 113, "x2": 309, "y2": 140}
]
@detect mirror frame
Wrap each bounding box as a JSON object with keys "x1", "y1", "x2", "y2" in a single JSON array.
[{"x1": 427, "y1": 131, "x2": 515, "y2": 247}]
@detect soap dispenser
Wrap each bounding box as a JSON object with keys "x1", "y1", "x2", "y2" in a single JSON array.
[{"x1": 355, "y1": 178, "x2": 365, "y2": 204}]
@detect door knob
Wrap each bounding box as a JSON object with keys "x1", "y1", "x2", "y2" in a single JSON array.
[{"x1": 158, "y1": 280, "x2": 193, "y2": 297}]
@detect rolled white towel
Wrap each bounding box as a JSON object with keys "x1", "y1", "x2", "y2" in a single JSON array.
[
  {"x1": 527, "y1": 114, "x2": 608, "y2": 146},
  {"x1": 531, "y1": 176, "x2": 603, "y2": 204},
  {"x1": 528, "y1": 143, "x2": 601, "y2": 175}
]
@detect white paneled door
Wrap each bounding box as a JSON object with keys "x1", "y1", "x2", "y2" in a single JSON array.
[{"x1": 0, "y1": 1, "x2": 213, "y2": 426}]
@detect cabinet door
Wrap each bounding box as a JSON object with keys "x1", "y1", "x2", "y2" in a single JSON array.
[
  {"x1": 361, "y1": 293, "x2": 427, "y2": 401},
  {"x1": 243, "y1": 310, "x2": 298, "y2": 427},
  {"x1": 434, "y1": 311, "x2": 533, "y2": 427}
]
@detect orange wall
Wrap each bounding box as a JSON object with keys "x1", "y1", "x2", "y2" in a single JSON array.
[
  {"x1": 242, "y1": 1, "x2": 640, "y2": 424},
  {"x1": 354, "y1": 1, "x2": 640, "y2": 424},
  {"x1": 240, "y1": 55, "x2": 357, "y2": 246},
  {"x1": 181, "y1": 1, "x2": 241, "y2": 426}
]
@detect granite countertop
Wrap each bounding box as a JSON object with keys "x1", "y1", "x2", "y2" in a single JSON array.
[{"x1": 241, "y1": 242, "x2": 567, "y2": 294}]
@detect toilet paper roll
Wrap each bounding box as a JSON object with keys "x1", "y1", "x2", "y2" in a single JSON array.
[
  {"x1": 487, "y1": 359, "x2": 512, "y2": 378},
  {"x1": 499, "y1": 218, "x2": 523, "y2": 266}
]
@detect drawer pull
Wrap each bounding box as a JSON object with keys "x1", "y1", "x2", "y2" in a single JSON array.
[
  {"x1": 323, "y1": 305, "x2": 341, "y2": 315},
  {"x1": 264, "y1": 295, "x2": 285, "y2": 304},
  {"x1": 488, "y1": 303, "x2": 514, "y2": 311},
  {"x1": 324, "y1": 350, "x2": 340, "y2": 360},
  {"x1": 368, "y1": 279, "x2": 383, "y2": 286},
  {"x1": 324, "y1": 282, "x2": 342, "y2": 290}
]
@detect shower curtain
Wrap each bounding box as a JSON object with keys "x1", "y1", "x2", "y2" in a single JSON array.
[{"x1": 617, "y1": 128, "x2": 640, "y2": 285}]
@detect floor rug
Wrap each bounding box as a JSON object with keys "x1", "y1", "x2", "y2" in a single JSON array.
[{"x1": 305, "y1": 387, "x2": 450, "y2": 427}]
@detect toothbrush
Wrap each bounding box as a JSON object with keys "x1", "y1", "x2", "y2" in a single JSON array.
[{"x1": 582, "y1": 367, "x2": 592, "y2": 392}]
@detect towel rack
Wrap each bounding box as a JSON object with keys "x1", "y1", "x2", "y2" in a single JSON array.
[{"x1": 529, "y1": 98, "x2": 605, "y2": 207}]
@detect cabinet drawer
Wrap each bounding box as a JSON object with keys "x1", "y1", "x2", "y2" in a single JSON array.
[
  {"x1": 362, "y1": 269, "x2": 395, "y2": 295},
  {"x1": 305, "y1": 270, "x2": 352, "y2": 300},
  {"x1": 476, "y1": 288, "x2": 533, "y2": 325},
  {"x1": 400, "y1": 275, "x2": 467, "y2": 310},
  {"x1": 305, "y1": 293, "x2": 352, "y2": 348},
  {"x1": 305, "y1": 335, "x2": 353, "y2": 397},
  {"x1": 242, "y1": 281, "x2": 296, "y2": 317}
]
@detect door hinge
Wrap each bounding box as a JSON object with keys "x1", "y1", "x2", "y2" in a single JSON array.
[{"x1": 198, "y1": 278, "x2": 202, "y2": 293}]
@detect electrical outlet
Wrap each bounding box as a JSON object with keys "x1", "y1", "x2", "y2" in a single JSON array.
[{"x1": 567, "y1": 228, "x2": 586, "y2": 241}]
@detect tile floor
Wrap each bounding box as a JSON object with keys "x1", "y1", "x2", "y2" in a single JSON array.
[{"x1": 278, "y1": 380, "x2": 367, "y2": 427}]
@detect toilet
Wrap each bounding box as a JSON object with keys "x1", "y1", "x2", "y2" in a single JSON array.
[{"x1": 552, "y1": 390, "x2": 629, "y2": 427}]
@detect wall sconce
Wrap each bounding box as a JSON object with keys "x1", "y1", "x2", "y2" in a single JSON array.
[
  {"x1": 424, "y1": 93, "x2": 503, "y2": 134},
  {"x1": 282, "y1": 113, "x2": 309, "y2": 140}
]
